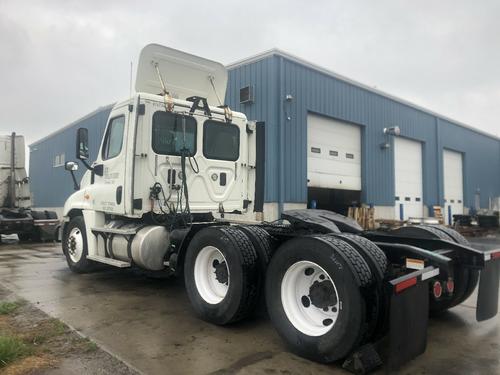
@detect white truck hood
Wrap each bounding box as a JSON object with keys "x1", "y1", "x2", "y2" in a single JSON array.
[{"x1": 135, "y1": 44, "x2": 228, "y2": 106}]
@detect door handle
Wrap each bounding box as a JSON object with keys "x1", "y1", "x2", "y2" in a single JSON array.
[{"x1": 116, "y1": 186, "x2": 122, "y2": 205}]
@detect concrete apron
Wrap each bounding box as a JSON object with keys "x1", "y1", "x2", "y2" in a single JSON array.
[{"x1": 0, "y1": 242, "x2": 498, "y2": 375}]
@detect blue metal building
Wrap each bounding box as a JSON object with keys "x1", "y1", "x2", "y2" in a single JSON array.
[
  {"x1": 29, "y1": 105, "x2": 113, "y2": 211},
  {"x1": 29, "y1": 49, "x2": 500, "y2": 221},
  {"x1": 225, "y1": 49, "x2": 500, "y2": 220}
]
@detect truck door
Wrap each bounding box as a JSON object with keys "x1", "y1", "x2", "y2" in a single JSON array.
[
  {"x1": 92, "y1": 108, "x2": 128, "y2": 214},
  {"x1": 192, "y1": 119, "x2": 246, "y2": 212}
]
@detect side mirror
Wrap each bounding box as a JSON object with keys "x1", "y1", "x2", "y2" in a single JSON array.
[
  {"x1": 65, "y1": 161, "x2": 79, "y2": 171},
  {"x1": 76, "y1": 128, "x2": 89, "y2": 160}
]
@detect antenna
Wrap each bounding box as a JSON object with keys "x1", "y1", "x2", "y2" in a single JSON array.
[{"x1": 129, "y1": 61, "x2": 133, "y2": 100}]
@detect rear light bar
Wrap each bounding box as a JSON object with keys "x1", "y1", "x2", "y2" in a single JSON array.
[{"x1": 390, "y1": 266, "x2": 440, "y2": 294}]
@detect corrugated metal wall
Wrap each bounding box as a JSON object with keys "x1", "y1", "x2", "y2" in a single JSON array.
[
  {"x1": 28, "y1": 52, "x2": 500, "y2": 211},
  {"x1": 29, "y1": 106, "x2": 112, "y2": 207},
  {"x1": 226, "y1": 53, "x2": 500, "y2": 209},
  {"x1": 226, "y1": 57, "x2": 280, "y2": 201}
]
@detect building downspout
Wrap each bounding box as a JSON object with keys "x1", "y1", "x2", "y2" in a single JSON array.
[
  {"x1": 278, "y1": 56, "x2": 285, "y2": 216},
  {"x1": 9, "y1": 132, "x2": 16, "y2": 208},
  {"x1": 435, "y1": 117, "x2": 443, "y2": 209}
]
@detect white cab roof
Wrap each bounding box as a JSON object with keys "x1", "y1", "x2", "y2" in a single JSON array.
[{"x1": 135, "y1": 44, "x2": 227, "y2": 106}]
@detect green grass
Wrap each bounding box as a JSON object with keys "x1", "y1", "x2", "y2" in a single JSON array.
[
  {"x1": 28, "y1": 318, "x2": 68, "y2": 345},
  {"x1": 83, "y1": 339, "x2": 98, "y2": 352},
  {"x1": 0, "y1": 335, "x2": 31, "y2": 367},
  {"x1": 0, "y1": 301, "x2": 21, "y2": 315}
]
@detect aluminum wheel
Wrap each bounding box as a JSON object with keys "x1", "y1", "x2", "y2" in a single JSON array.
[
  {"x1": 281, "y1": 260, "x2": 340, "y2": 336},
  {"x1": 67, "y1": 227, "x2": 84, "y2": 263},
  {"x1": 194, "y1": 246, "x2": 230, "y2": 304}
]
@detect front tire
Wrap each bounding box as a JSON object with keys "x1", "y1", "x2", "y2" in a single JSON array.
[
  {"x1": 62, "y1": 216, "x2": 95, "y2": 273},
  {"x1": 184, "y1": 226, "x2": 259, "y2": 325},
  {"x1": 266, "y1": 235, "x2": 373, "y2": 363}
]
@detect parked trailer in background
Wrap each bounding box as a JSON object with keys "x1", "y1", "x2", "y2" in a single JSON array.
[
  {"x1": 0, "y1": 133, "x2": 58, "y2": 241},
  {"x1": 60, "y1": 45, "x2": 500, "y2": 374}
]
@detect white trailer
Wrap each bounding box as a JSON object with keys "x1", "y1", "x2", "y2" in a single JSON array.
[
  {"x1": 61, "y1": 45, "x2": 500, "y2": 373},
  {"x1": 0, "y1": 133, "x2": 58, "y2": 241}
]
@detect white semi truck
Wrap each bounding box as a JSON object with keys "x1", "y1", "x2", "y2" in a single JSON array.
[
  {"x1": 0, "y1": 133, "x2": 58, "y2": 241},
  {"x1": 61, "y1": 44, "x2": 500, "y2": 373}
]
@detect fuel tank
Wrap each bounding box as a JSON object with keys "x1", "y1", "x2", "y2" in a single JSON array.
[{"x1": 105, "y1": 221, "x2": 169, "y2": 271}]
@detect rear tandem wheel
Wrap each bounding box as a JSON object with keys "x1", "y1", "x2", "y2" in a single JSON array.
[
  {"x1": 184, "y1": 226, "x2": 259, "y2": 325},
  {"x1": 265, "y1": 235, "x2": 376, "y2": 363}
]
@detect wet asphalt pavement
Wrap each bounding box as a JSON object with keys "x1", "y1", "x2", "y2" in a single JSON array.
[{"x1": 0, "y1": 237, "x2": 499, "y2": 375}]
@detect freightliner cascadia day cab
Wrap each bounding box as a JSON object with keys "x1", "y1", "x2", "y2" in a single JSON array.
[
  {"x1": 0, "y1": 133, "x2": 58, "y2": 241},
  {"x1": 61, "y1": 44, "x2": 500, "y2": 374}
]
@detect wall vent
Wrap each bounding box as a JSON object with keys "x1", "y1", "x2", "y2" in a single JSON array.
[{"x1": 239, "y1": 86, "x2": 254, "y2": 104}]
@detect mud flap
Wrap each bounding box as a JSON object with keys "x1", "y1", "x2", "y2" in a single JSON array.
[
  {"x1": 387, "y1": 274, "x2": 430, "y2": 371},
  {"x1": 477, "y1": 260, "x2": 500, "y2": 321}
]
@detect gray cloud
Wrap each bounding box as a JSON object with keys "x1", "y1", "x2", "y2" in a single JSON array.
[{"x1": 0, "y1": 0, "x2": 498, "y2": 147}]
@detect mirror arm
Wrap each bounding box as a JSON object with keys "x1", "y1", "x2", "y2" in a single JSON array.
[
  {"x1": 80, "y1": 159, "x2": 93, "y2": 171},
  {"x1": 69, "y1": 171, "x2": 80, "y2": 190}
]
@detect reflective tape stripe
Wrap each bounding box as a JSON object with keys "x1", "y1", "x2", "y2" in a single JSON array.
[{"x1": 422, "y1": 268, "x2": 440, "y2": 281}]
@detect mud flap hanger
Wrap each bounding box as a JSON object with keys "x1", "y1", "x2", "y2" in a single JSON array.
[{"x1": 365, "y1": 232, "x2": 500, "y2": 322}]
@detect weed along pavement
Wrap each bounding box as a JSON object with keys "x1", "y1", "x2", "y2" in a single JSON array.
[{"x1": 0, "y1": 240, "x2": 499, "y2": 375}]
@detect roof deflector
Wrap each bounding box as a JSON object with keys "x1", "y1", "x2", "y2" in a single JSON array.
[{"x1": 135, "y1": 44, "x2": 228, "y2": 106}]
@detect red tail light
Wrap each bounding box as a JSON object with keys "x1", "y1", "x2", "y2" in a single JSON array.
[
  {"x1": 433, "y1": 281, "x2": 443, "y2": 299},
  {"x1": 446, "y1": 279, "x2": 454, "y2": 294}
]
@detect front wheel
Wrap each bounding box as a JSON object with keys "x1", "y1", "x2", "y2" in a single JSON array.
[{"x1": 62, "y1": 216, "x2": 96, "y2": 273}]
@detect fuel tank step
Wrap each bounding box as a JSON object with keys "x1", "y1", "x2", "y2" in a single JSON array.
[{"x1": 87, "y1": 255, "x2": 131, "y2": 268}]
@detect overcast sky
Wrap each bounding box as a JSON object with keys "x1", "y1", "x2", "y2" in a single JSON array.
[{"x1": 1, "y1": 0, "x2": 499, "y2": 148}]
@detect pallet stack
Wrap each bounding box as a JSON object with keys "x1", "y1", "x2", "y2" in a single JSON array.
[
  {"x1": 432, "y1": 206, "x2": 444, "y2": 224},
  {"x1": 348, "y1": 206, "x2": 375, "y2": 230}
]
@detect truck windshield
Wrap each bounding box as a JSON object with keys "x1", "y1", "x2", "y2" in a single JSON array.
[{"x1": 152, "y1": 111, "x2": 196, "y2": 156}]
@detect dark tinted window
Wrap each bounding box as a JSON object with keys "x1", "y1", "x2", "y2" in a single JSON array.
[
  {"x1": 152, "y1": 111, "x2": 196, "y2": 156},
  {"x1": 203, "y1": 121, "x2": 240, "y2": 161},
  {"x1": 102, "y1": 116, "x2": 125, "y2": 160}
]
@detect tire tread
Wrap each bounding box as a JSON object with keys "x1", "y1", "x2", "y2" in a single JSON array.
[
  {"x1": 316, "y1": 235, "x2": 373, "y2": 286},
  {"x1": 218, "y1": 226, "x2": 259, "y2": 323}
]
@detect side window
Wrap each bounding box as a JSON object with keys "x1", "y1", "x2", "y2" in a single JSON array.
[
  {"x1": 203, "y1": 121, "x2": 240, "y2": 161},
  {"x1": 102, "y1": 116, "x2": 125, "y2": 160},
  {"x1": 152, "y1": 111, "x2": 197, "y2": 156}
]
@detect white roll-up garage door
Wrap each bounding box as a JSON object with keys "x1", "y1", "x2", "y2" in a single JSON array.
[
  {"x1": 307, "y1": 114, "x2": 361, "y2": 190},
  {"x1": 394, "y1": 137, "x2": 423, "y2": 220},
  {"x1": 443, "y1": 149, "x2": 464, "y2": 225}
]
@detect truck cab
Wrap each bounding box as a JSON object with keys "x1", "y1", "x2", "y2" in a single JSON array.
[
  {"x1": 62, "y1": 44, "x2": 259, "y2": 268},
  {"x1": 65, "y1": 95, "x2": 255, "y2": 217}
]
